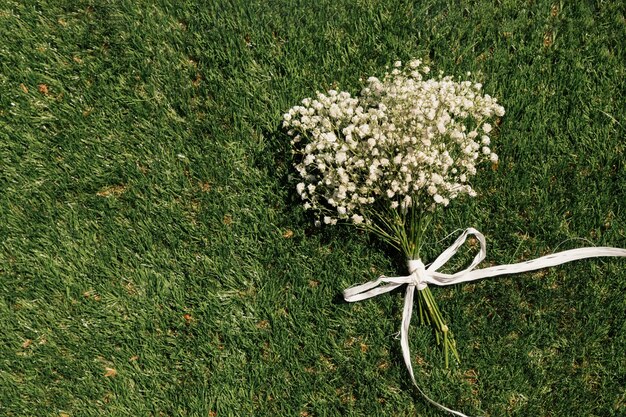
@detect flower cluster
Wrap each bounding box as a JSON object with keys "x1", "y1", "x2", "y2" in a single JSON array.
[{"x1": 284, "y1": 59, "x2": 505, "y2": 225}]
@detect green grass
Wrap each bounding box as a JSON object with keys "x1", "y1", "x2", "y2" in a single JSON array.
[{"x1": 1, "y1": 0, "x2": 625, "y2": 416}]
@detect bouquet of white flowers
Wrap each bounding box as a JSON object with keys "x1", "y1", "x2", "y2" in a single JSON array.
[{"x1": 284, "y1": 59, "x2": 504, "y2": 367}]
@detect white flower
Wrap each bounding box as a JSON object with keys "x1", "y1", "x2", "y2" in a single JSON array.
[
  {"x1": 304, "y1": 154, "x2": 315, "y2": 165},
  {"x1": 358, "y1": 124, "x2": 370, "y2": 136},
  {"x1": 329, "y1": 104, "x2": 341, "y2": 118},
  {"x1": 324, "y1": 132, "x2": 337, "y2": 142},
  {"x1": 296, "y1": 182, "x2": 305, "y2": 194},
  {"x1": 482, "y1": 123, "x2": 492, "y2": 133},
  {"x1": 351, "y1": 214, "x2": 364, "y2": 224}
]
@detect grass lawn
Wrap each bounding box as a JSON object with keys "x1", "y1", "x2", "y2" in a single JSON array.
[{"x1": 1, "y1": 0, "x2": 625, "y2": 416}]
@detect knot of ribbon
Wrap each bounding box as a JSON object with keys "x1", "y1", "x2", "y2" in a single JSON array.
[
  {"x1": 343, "y1": 228, "x2": 626, "y2": 417},
  {"x1": 407, "y1": 259, "x2": 428, "y2": 290}
]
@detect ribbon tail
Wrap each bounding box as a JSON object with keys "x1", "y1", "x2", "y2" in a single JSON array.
[
  {"x1": 428, "y1": 246, "x2": 626, "y2": 286},
  {"x1": 400, "y1": 285, "x2": 472, "y2": 417},
  {"x1": 400, "y1": 284, "x2": 416, "y2": 385},
  {"x1": 344, "y1": 277, "x2": 403, "y2": 302}
]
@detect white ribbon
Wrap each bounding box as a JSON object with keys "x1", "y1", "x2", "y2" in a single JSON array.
[{"x1": 343, "y1": 228, "x2": 626, "y2": 416}]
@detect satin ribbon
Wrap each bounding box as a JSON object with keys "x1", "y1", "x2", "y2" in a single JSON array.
[{"x1": 343, "y1": 228, "x2": 626, "y2": 416}]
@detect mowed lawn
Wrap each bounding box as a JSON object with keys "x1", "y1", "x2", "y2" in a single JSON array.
[{"x1": 1, "y1": 1, "x2": 625, "y2": 416}]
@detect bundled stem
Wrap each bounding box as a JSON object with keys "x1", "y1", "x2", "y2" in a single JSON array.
[{"x1": 362, "y1": 207, "x2": 459, "y2": 367}]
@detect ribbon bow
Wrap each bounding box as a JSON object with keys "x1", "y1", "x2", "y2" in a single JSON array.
[{"x1": 343, "y1": 228, "x2": 626, "y2": 417}]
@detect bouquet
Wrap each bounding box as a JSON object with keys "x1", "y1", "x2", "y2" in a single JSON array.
[{"x1": 283, "y1": 59, "x2": 504, "y2": 367}]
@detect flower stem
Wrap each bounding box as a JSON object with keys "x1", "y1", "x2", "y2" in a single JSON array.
[
  {"x1": 417, "y1": 281, "x2": 459, "y2": 367},
  {"x1": 367, "y1": 206, "x2": 459, "y2": 366}
]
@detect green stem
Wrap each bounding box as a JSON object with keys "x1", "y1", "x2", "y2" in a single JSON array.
[{"x1": 365, "y1": 205, "x2": 459, "y2": 367}]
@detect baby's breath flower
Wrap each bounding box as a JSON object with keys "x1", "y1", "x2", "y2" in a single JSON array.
[
  {"x1": 284, "y1": 59, "x2": 504, "y2": 225},
  {"x1": 351, "y1": 214, "x2": 364, "y2": 224}
]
